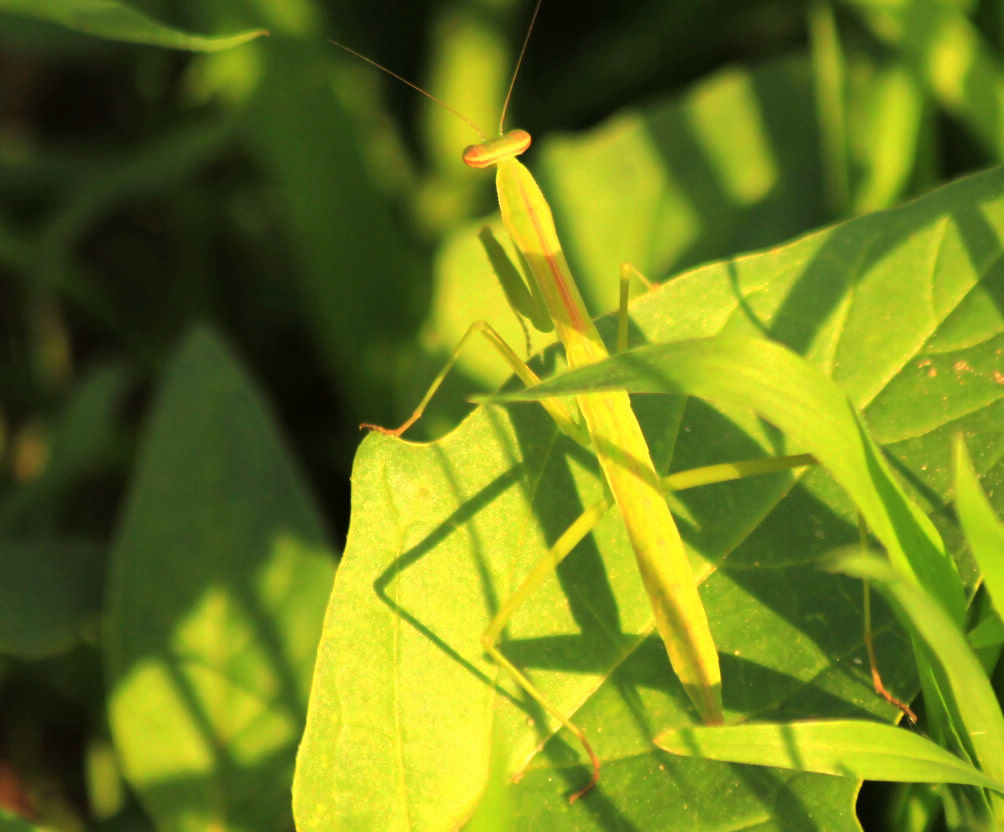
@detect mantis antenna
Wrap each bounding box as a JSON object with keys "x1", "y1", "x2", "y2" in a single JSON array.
[
  {"x1": 329, "y1": 0, "x2": 544, "y2": 142},
  {"x1": 326, "y1": 36, "x2": 486, "y2": 139},
  {"x1": 498, "y1": 0, "x2": 543, "y2": 136}
]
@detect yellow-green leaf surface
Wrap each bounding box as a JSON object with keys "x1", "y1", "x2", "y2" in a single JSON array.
[
  {"x1": 297, "y1": 154, "x2": 1002, "y2": 828},
  {"x1": 106, "y1": 328, "x2": 335, "y2": 831},
  {"x1": 0, "y1": 0, "x2": 267, "y2": 51}
]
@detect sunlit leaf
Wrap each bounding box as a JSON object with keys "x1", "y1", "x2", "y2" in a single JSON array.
[
  {"x1": 298, "y1": 160, "x2": 1002, "y2": 828},
  {"x1": 0, "y1": 0, "x2": 267, "y2": 51},
  {"x1": 106, "y1": 328, "x2": 335, "y2": 831}
]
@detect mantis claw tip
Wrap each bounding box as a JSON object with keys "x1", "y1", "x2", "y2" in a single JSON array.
[{"x1": 359, "y1": 422, "x2": 405, "y2": 437}]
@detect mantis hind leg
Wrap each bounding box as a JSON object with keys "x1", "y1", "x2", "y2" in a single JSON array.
[
  {"x1": 482, "y1": 496, "x2": 611, "y2": 803},
  {"x1": 858, "y1": 514, "x2": 918, "y2": 723},
  {"x1": 483, "y1": 452, "x2": 819, "y2": 802}
]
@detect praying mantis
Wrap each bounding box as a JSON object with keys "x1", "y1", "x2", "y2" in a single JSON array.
[{"x1": 337, "y1": 1, "x2": 820, "y2": 802}]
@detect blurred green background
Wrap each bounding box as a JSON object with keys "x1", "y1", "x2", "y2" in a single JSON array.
[{"x1": 3, "y1": 0, "x2": 1004, "y2": 828}]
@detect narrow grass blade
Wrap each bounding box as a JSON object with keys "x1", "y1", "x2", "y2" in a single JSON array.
[
  {"x1": 954, "y1": 437, "x2": 1004, "y2": 613},
  {"x1": 832, "y1": 552, "x2": 1004, "y2": 791},
  {"x1": 968, "y1": 615, "x2": 1004, "y2": 650},
  {"x1": 655, "y1": 720, "x2": 1004, "y2": 792}
]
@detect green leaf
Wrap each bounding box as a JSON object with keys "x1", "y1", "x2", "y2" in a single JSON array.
[
  {"x1": 954, "y1": 437, "x2": 1004, "y2": 614},
  {"x1": 0, "y1": 363, "x2": 129, "y2": 535},
  {"x1": 655, "y1": 719, "x2": 1004, "y2": 791},
  {"x1": 968, "y1": 614, "x2": 1004, "y2": 650},
  {"x1": 301, "y1": 160, "x2": 1002, "y2": 828},
  {"x1": 244, "y1": 42, "x2": 421, "y2": 424},
  {"x1": 832, "y1": 553, "x2": 1004, "y2": 790},
  {"x1": 296, "y1": 405, "x2": 870, "y2": 830},
  {"x1": 0, "y1": 0, "x2": 267, "y2": 51},
  {"x1": 105, "y1": 327, "x2": 335, "y2": 832},
  {"x1": 845, "y1": 0, "x2": 1004, "y2": 158},
  {"x1": 0, "y1": 539, "x2": 103, "y2": 657}
]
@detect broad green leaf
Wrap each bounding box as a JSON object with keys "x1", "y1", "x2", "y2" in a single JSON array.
[
  {"x1": 0, "y1": 0, "x2": 267, "y2": 51},
  {"x1": 833, "y1": 553, "x2": 1004, "y2": 796},
  {"x1": 0, "y1": 539, "x2": 103, "y2": 657},
  {"x1": 301, "y1": 159, "x2": 1002, "y2": 828},
  {"x1": 955, "y1": 437, "x2": 1004, "y2": 614},
  {"x1": 655, "y1": 719, "x2": 1004, "y2": 792},
  {"x1": 106, "y1": 327, "x2": 335, "y2": 832},
  {"x1": 296, "y1": 406, "x2": 871, "y2": 831},
  {"x1": 540, "y1": 57, "x2": 823, "y2": 299},
  {"x1": 463, "y1": 724, "x2": 516, "y2": 832}
]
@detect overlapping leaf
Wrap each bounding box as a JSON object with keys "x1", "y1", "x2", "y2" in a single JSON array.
[
  {"x1": 106, "y1": 328, "x2": 335, "y2": 831},
  {"x1": 0, "y1": 0, "x2": 267, "y2": 50}
]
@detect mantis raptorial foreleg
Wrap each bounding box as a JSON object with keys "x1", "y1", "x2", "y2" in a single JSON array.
[
  {"x1": 362, "y1": 240, "x2": 654, "y2": 446},
  {"x1": 361, "y1": 317, "x2": 587, "y2": 445}
]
